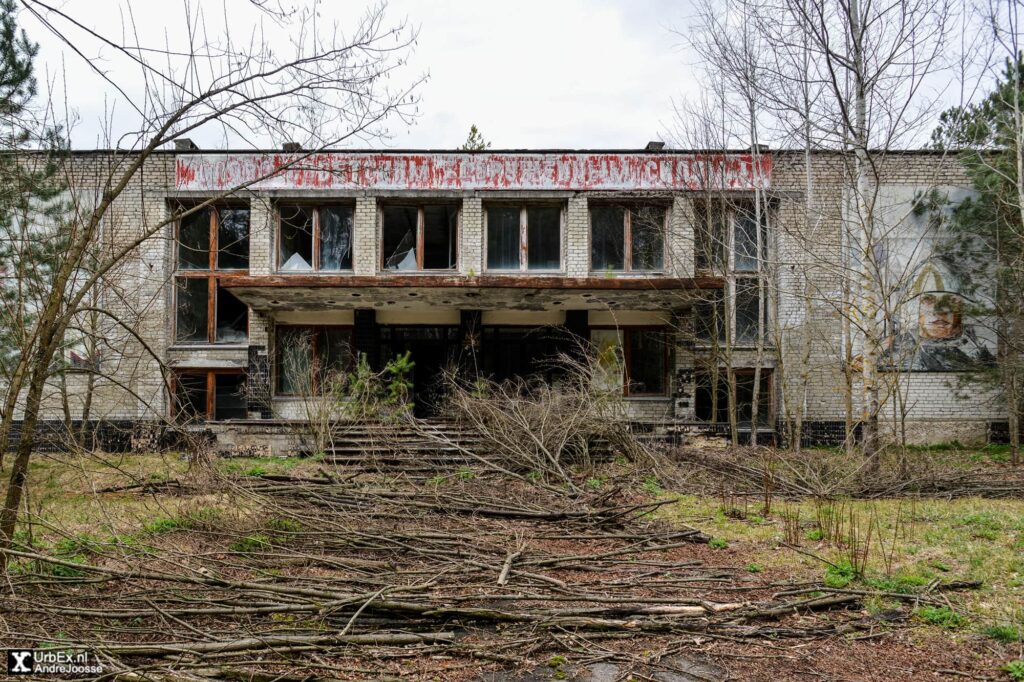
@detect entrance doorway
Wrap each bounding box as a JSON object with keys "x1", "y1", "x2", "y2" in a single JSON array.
[{"x1": 378, "y1": 326, "x2": 460, "y2": 417}]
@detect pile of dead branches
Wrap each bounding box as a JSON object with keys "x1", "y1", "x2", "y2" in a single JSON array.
[
  {"x1": 0, "y1": 468, "x2": 954, "y2": 680},
  {"x1": 671, "y1": 445, "x2": 1024, "y2": 499}
]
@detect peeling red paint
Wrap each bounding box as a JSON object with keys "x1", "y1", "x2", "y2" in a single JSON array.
[{"x1": 174, "y1": 152, "x2": 772, "y2": 192}]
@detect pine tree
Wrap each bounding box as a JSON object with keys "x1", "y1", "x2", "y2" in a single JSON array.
[{"x1": 460, "y1": 124, "x2": 490, "y2": 151}]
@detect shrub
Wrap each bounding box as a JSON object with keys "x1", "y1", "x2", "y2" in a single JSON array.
[
  {"x1": 824, "y1": 560, "x2": 856, "y2": 588},
  {"x1": 708, "y1": 537, "x2": 728, "y2": 550},
  {"x1": 1004, "y1": 660, "x2": 1024, "y2": 682}
]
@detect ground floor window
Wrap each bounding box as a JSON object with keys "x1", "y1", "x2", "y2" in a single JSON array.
[
  {"x1": 173, "y1": 370, "x2": 247, "y2": 421},
  {"x1": 275, "y1": 326, "x2": 354, "y2": 395},
  {"x1": 590, "y1": 327, "x2": 669, "y2": 396},
  {"x1": 479, "y1": 326, "x2": 563, "y2": 383},
  {"x1": 694, "y1": 368, "x2": 771, "y2": 425}
]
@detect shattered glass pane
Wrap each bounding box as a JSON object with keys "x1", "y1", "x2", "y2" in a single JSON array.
[
  {"x1": 217, "y1": 207, "x2": 250, "y2": 269},
  {"x1": 527, "y1": 207, "x2": 560, "y2": 270},
  {"x1": 279, "y1": 205, "x2": 313, "y2": 271},
  {"x1": 215, "y1": 286, "x2": 248, "y2": 343},
  {"x1": 591, "y1": 206, "x2": 625, "y2": 271},
  {"x1": 383, "y1": 206, "x2": 418, "y2": 270},
  {"x1": 487, "y1": 206, "x2": 520, "y2": 269},
  {"x1": 175, "y1": 277, "x2": 208, "y2": 343},
  {"x1": 178, "y1": 208, "x2": 210, "y2": 270},
  {"x1": 319, "y1": 206, "x2": 353, "y2": 270}
]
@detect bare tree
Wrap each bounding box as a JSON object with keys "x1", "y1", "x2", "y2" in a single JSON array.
[{"x1": 0, "y1": 0, "x2": 421, "y2": 566}]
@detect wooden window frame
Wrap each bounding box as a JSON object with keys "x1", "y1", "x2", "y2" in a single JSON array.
[
  {"x1": 274, "y1": 325, "x2": 355, "y2": 396},
  {"x1": 173, "y1": 204, "x2": 250, "y2": 345},
  {"x1": 276, "y1": 203, "x2": 355, "y2": 273},
  {"x1": 588, "y1": 204, "x2": 668, "y2": 273},
  {"x1": 590, "y1": 326, "x2": 670, "y2": 397},
  {"x1": 483, "y1": 203, "x2": 564, "y2": 272},
  {"x1": 170, "y1": 368, "x2": 245, "y2": 422},
  {"x1": 378, "y1": 203, "x2": 460, "y2": 272}
]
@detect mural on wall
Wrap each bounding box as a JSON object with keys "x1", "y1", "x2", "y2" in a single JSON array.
[{"x1": 875, "y1": 186, "x2": 996, "y2": 372}]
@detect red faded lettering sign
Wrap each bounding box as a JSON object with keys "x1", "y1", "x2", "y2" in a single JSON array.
[{"x1": 175, "y1": 152, "x2": 772, "y2": 192}]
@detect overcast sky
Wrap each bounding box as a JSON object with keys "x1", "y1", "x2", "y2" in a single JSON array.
[{"x1": 24, "y1": 0, "x2": 698, "y2": 150}]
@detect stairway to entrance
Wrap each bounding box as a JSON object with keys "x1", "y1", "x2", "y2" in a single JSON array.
[{"x1": 316, "y1": 418, "x2": 488, "y2": 470}]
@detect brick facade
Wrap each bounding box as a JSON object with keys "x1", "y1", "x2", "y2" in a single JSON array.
[{"x1": 5, "y1": 148, "x2": 1006, "y2": 449}]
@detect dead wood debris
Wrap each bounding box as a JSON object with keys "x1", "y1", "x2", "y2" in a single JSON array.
[{"x1": 2, "y1": 472, "x2": 946, "y2": 680}]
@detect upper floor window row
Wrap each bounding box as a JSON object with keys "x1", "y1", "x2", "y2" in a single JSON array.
[
  {"x1": 177, "y1": 205, "x2": 250, "y2": 271},
  {"x1": 590, "y1": 204, "x2": 666, "y2": 273}
]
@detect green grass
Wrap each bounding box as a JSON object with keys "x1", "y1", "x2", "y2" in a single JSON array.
[
  {"x1": 913, "y1": 605, "x2": 969, "y2": 629},
  {"x1": 708, "y1": 537, "x2": 728, "y2": 550},
  {"x1": 982, "y1": 624, "x2": 1022, "y2": 643},
  {"x1": 658, "y1": 490, "x2": 1024, "y2": 629},
  {"x1": 1004, "y1": 660, "x2": 1024, "y2": 681},
  {"x1": 230, "y1": 534, "x2": 271, "y2": 553}
]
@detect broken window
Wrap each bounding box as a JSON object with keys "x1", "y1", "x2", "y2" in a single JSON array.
[
  {"x1": 382, "y1": 204, "x2": 458, "y2": 271},
  {"x1": 173, "y1": 371, "x2": 247, "y2": 421},
  {"x1": 278, "y1": 205, "x2": 352, "y2": 272},
  {"x1": 178, "y1": 209, "x2": 210, "y2": 270},
  {"x1": 174, "y1": 203, "x2": 250, "y2": 344},
  {"x1": 279, "y1": 206, "x2": 314, "y2": 271},
  {"x1": 276, "y1": 326, "x2": 354, "y2": 395},
  {"x1": 175, "y1": 278, "x2": 209, "y2": 343},
  {"x1": 486, "y1": 204, "x2": 562, "y2": 271},
  {"x1": 590, "y1": 328, "x2": 668, "y2": 396},
  {"x1": 215, "y1": 286, "x2": 249, "y2": 343},
  {"x1": 217, "y1": 208, "x2": 250, "y2": 269},
  {"x1": 590, "y1": 205, "x2": 665, "y2": 272},
  {"x1": 319, "y1": 207, "x2": 353, "y2": 270},
  {"x1": 734, "y1": 279, "x2": 762, "y2": 344}
]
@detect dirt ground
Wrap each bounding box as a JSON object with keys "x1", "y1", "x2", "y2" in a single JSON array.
[{"x1": 1, "y1": 449, "x2": 1022, "y2": 681}]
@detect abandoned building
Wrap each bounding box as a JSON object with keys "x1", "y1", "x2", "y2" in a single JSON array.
[{"x1": 6, "y1": 145, "x2": 1009, "y2": 452}]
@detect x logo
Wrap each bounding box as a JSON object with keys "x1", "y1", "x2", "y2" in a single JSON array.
[{"x1": 9, "y1": 651, "x2": 32, "y2": 674}]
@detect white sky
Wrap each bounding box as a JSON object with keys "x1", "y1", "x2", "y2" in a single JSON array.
[{"x1": 24, "y1": 0, "x2": 700, "y2": 150}]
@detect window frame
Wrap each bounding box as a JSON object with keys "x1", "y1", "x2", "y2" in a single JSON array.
[
  {"x1": 693, "y1": 199, "x2": 766, "y2": 274},
  {"x1": 275, "y1": 203, "x2": 356, "y2": 273},
  {"x1": 378, "y1": 202, "x2": 460, "y2": 272},
  {"x1": 173, "y1": 203, "x2": 250, "y2": 346},
  {"x1": 274, "y1": 325, "x2": 355, "y2": 396},
  {"x1": 484, "y1": 202, "x2": 564, "y2": 272},
  {"x1": 590, "y1": 326, "x2": 670, "y2": 397},
  {"x1": 588, "y1": 203, "x2": 668, "y2": 273},
  {"x1": 694, "y1": 367, "x2": 773, "y2": 425},
  {"x1": 171, "y1": 368, "x2": 246, "y2": 422}
]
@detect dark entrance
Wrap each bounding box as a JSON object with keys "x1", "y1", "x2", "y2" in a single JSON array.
[
  {"x1": 378, "y1": 326, "x2": 460, "y2": 417},
  {"x1": 479, "y1": 326, "x2": 565, "y2": 383}
]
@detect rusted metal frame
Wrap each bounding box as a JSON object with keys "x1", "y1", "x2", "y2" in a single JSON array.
[
  {"x1": 416, "y1": 207, "x2": 425, "y2": 270},
  {"x1": 220, "y1": 273, "x2": 722, "y2": 290},
  {"x1": 205, "y1": 371, "x2": 215, "y2": 420}
]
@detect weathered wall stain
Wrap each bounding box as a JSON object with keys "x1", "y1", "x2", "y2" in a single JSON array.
[{"x1": 175, "y1": 152, "x2": 773, "y2": 192}]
